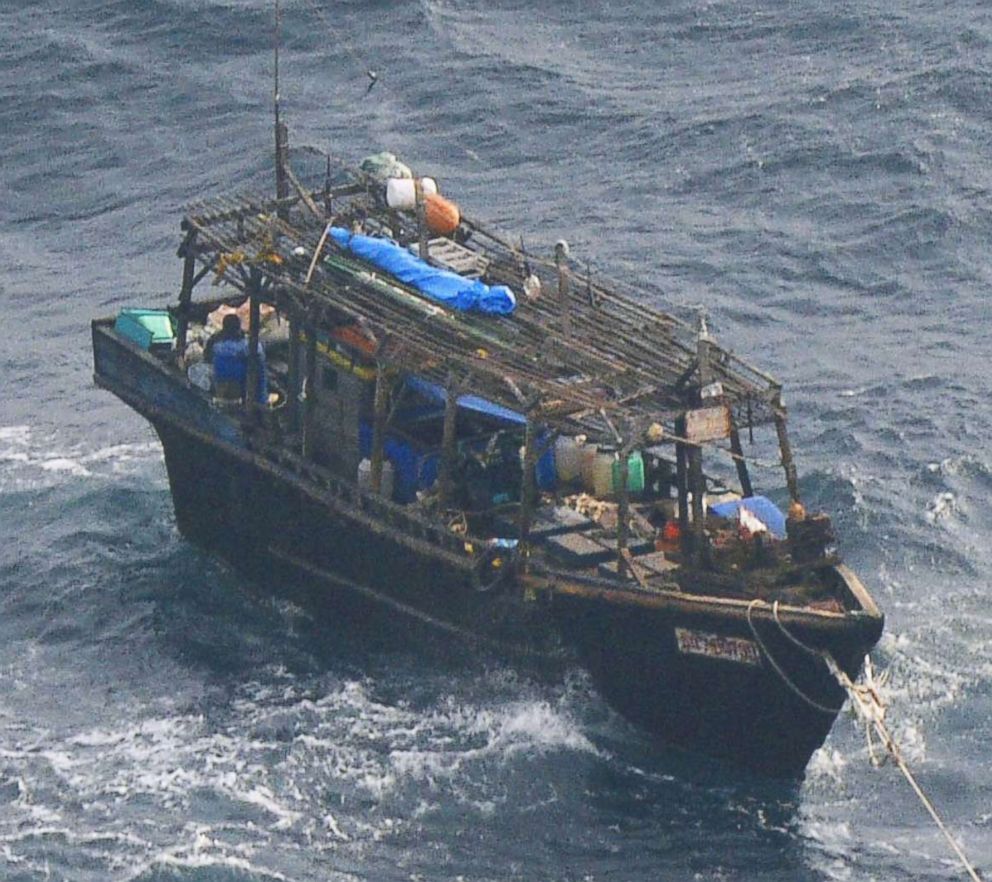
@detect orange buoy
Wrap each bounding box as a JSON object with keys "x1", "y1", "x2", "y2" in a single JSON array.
[{"x1": 423, "y1": 192, "x2": 460, "y2": 236}]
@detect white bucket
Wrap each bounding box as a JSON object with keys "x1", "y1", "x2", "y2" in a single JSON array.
[{"x1": 385, "y1": 176, "x2": 438, "y2": 210}]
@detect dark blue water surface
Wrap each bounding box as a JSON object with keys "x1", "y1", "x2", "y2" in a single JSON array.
[{"x1": 3, "y1": 1, "x2": 992, "y2": 879}]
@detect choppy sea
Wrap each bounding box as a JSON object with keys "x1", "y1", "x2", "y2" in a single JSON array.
[{"x1": 2, "y1": 0, "x2": 992, "y2": 879}]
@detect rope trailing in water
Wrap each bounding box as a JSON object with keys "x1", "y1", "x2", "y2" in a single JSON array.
[
  {"x1": 765, "y1": 604, "x2": 984, "y2": 882},
  {"x1": 822, "y1": 654, "x2": 984, "y2": 882}
]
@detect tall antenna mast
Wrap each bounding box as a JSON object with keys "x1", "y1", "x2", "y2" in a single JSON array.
[{"x1": 273, "y1": 0, "x2": 290, "y2": 217}]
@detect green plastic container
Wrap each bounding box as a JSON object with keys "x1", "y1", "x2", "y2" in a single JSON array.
[
  {"x1": 612, "y1": 450, "x2": 645, "y2": 495},
  {"x1": 114, "y1": 309, "x2": 175, "y2": 350}
]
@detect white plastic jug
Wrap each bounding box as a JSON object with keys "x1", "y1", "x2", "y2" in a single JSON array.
[{"x1": 385, "y1": 177, "x2": 438, "y2": 210}]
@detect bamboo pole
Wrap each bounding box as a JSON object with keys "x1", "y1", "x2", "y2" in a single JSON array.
[{"x1": 304, "y1": 224, "x2": 331, "y2": 286}]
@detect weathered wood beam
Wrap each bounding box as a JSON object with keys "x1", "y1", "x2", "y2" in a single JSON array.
[
  {"x1": 245, "y1": 270, "x2": 262, "y2": 417},
  {"x1": 675, "y1": 415, "x2": 689, "y2": 558},
  {"x1": 438, "y1": 372, "x2": 459, "y2": 507},
  {"x1": 176, "y1": 228, "x2": 198, "y2": 353},
  {"x1": 302, "y1": 311, "x2": 319, "y2": 460},
  {"x1": 415, "y1": 179, "x2": 429, "y2": 261},
  {"x1": 728, "y1": 419, "x2": 754, "y2": 498},
  {"x1": 774, "y1": 393, "x2": 801, "y2": 503},
  {"x1": 517, "y1": 415, "x2": 538, "y2": 571},
  {"x1": 370, "y1": 360, "x2": 389, "y2": 495},
  {"x1": 275, "y1": 121, "x2": 290, "y2": 221},
  {"x1": 287, "y1": 310, "x2": 302, "y2": 434}
]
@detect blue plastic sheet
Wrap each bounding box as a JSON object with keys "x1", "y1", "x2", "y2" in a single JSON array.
[
  {"x1": 404, "y1": 376, "x2": 526, "y2": 425},
  {"x1": 329, "y1": 227, "x2": 516, "y2": 315},
  {"x1": 709, "y1": 495, "x2": 787, "y2": 538}
]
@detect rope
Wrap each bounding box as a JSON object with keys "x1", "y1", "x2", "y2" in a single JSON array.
[
  {"x1": 768, "y1": 610, "x2": 985, "y2": 881},
  {"x1": 772, "y1": 600, "x2": 823, "y2": 657},
  {"x1": 745, "y1": 600, "x2": 842, "y2": 715},
  {"x1": 823, "y1": 654, "x2": 985, "y2": 882}
]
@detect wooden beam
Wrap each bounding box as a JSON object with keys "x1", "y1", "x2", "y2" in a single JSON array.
[
  {"x1": 438, "y1": 373, "x2": 459, "y2": 507},
  {"x1": 675, "y1": 415, "x2": 689, "y2": 558},
  {"x1": 176, "y1": 228, "x2": 198, "y2": 353},
  {"x1": 517, "y1": 415, "x2": 538, "y2": 570},
  {"x1": 728, "y1": 419, "x2": 754, "y2": 498},
  {"x1": 415, "y1": 179, "x2": 429, "y2": 261},
  {"x1": 554, "y1": 242, "x2": 571, "y2": 340},
  {"x1": 287, "y1": 310, "x2": 302, "y2": 435},
  {"x1": 245, "y1": 270, "x2": 262, "y2": 417},
  {"x1": 616, "y1": 446, "x2": 630, "y2": 579},
  {"x1": 275, "y1": 121, "x2": 290, "y2": 221},
  {"x1": 691, "y1": 327, "x2": 714, "y2": 566},
  {"x1": 302, "y1": 312, "x2": 318, "y2": 459},
  {"x1": 370, "y1": 360, "x2": 389, "y2": 494},
  {"x1": 774, "y1": 404, "x2": 801, "y2": 503}
]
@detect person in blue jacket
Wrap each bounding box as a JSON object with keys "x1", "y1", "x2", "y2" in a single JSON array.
[{"x1": 204, "y1": 313, "x2": 267, "y2": 403}]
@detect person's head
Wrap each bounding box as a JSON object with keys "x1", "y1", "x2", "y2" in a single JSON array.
[{"x1": 222, "y1": 313, "x2": 242, "y2": 337}]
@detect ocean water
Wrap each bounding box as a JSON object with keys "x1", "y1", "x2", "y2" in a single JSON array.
[{"x1": 2, "y1": 0, "x2": 991, "y2": 879}]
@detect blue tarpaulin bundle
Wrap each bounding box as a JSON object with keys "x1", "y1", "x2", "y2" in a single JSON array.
[
  {"x1": 328, "y1": 227, "x2": 516, "y2": 315},
  {"x1": 709, "y1": 495, "x2": 787, "y2": 538}
]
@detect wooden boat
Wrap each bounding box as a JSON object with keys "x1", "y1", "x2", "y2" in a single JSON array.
[{"x1": 91, "y1": 129, "x2": 882, "y2": 777}]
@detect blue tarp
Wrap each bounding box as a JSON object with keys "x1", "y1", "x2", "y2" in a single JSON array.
[
  {"x1": 328, "y1": 227, "x2": 516, "y2": 315},
  {"x1": 404, "y1": 376, "x2": 526, "y2": 425},
  {"x1": 709, "y1": 495, "x2": 787, "y2": 538}
]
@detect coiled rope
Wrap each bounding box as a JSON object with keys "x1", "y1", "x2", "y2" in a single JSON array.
[{"x1": 764, "y1": 605, "x2": 985, "y2": 882}]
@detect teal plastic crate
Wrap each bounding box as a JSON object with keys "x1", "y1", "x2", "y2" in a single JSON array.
[{"x1": 114, "y1": 309, "x2": 175, "y2": 350}]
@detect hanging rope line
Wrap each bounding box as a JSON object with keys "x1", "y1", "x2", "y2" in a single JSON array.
[
  {"x1": 822, "y1": 655, "x2": 984, "y2": 882},
  {"x1": 762, "y1": 606, "x2": 985, "y2": 882},
  {"x1": 745, "y1": 600, "x2": 842, "y2": 714}
]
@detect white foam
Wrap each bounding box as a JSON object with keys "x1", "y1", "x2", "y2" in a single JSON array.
[
  {"x1": 805, "y1": 747, "x2": 848, "y2": 785},
  {"x1": 37, "y1": 457, "x2": 91, "y2": 477},
  {"x1": 925, "y1": 491, "x2": 956, "y2": 524},
  {"x1": 0, "y1": 425, "x2": 164, "y2": 492},
  {"x1": 0, "y1": 426, "x2": 31, "y2": 444},
  {"x1": 236, "y1": 785, "x2": 301, "y2": 831}
]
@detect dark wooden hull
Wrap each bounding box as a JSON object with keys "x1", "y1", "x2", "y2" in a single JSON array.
[
  {"x1": 93, "y1": 320, "x2": 883, "y2": 777},
  {"x1": 546, "y1": 578, "x2": 882, "y2": 776}
]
